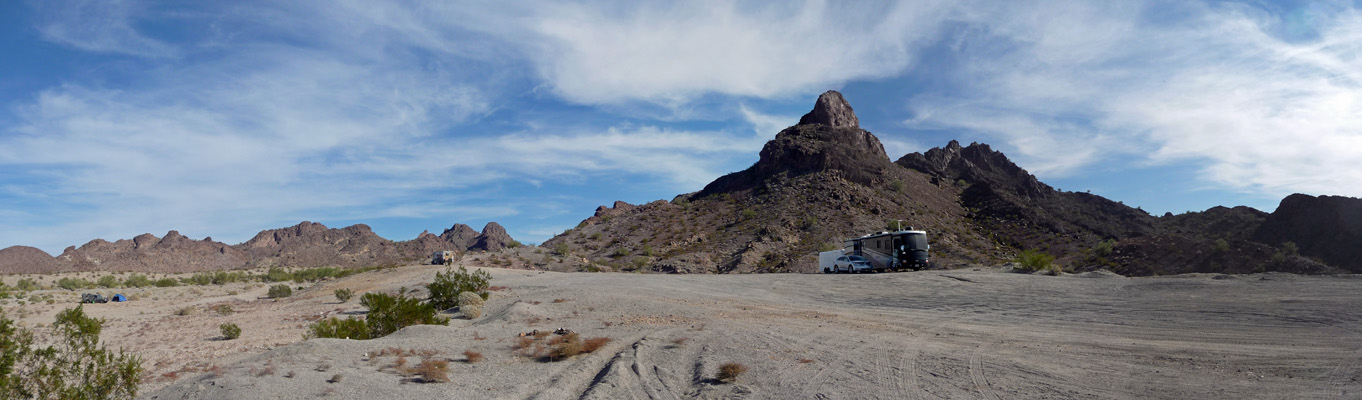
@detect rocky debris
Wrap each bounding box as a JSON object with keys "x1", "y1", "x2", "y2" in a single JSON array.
[
  {"x1": 1253, "y1": 194, "x2": 1362, "y2": 272},
  {"x1": 1158, "y1": 206, "x2": 1268, "y2": 241}
]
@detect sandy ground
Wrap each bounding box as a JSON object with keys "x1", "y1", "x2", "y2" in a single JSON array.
[{"x1": 9, "y1": 265, "x2": 1362, "y2": 399}]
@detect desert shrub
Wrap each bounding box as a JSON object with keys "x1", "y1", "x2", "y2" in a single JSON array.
[
  {"x1": 1282, "y1": 241, "x2": 1299, "y2": 256},
  {"x1": 184, "y1": 273, "x2": 212, "y2": 286},
  {"x1": 582, "y1": 337, "x2": 611, "y2": 353},
  {"x1": 96, "y1": 275, "x2": 120, "y2": 288},
  {"x1": 0, "y1": 305, "x2": 142, "y2": 399},
  {"x1": 264, "y1": 267, "x2": 292, "y2": 283},
  {"x1": 414, "y1": 359, "x2": 449, "y2": 383},
  {"x1": 153, "y1": 278, "x2": 179, "y2": 287},
  {"x1": 463, "y1": 350, "x2": 484, "y2": 363},
  {"x1": 220, "y1": 323, "x2": 241, "y2": 340},
  {"x1": 552, "y1": 243, "x2": 571, "y2": 256},
  {"x1": 1213, "y1": 238, "x2": 1230, "y2": 253},
  {"x1": 427, "y1": 266, "x2": 490, "y2": 310},
  {"x1": 590, "y1": 232, "x2": 603, "y2": 240},
  {"x1": 175, "y1": 306, "x2": 199, "y2": 316},
  {"x1": 212, "y1": 304, "x2": 234, "y2": 315},
  {"x1": 800, "y1": 215, "x2": 819, "y2": 231},
  {"x1": 15, "y1": 279, "x2": 38, "y2": 291},
  {"x1": 1014, "y1": 249, "x2": 1054, "y2": 272},
  {"x1": 716, "y1": 362, "x2": 748, "y2": 383},
  {"x1": 890, "y1": 180, "x2": 905, "y2": 192},
  {"x1": 1093, "y1": 240, "x2": 1116, "y2": 257},
  {"x1": 740, "y1": 208, "x2": 757, "y2": 220},
  {"x1": 1271, "y1": 251, "x2": 1286, "y2": 263},
  {"x1": 122, "y1": 274, "x2": 151, "y2": 288},
  {"x1": 307, "y1": 317, "x2": 371, "y2": 340},
  {"x1": 291, "y1": 267, "x2": 342, "y2": 283},
  {"x1": 611, "y1": 247, "x2": 629, "y2": 258},
  {"x1": 362, "y1": 288, "x2": 448, "y2": 338},
  {"x1": 334, "y1": 288, "x2": 354, "y2": 303},
  {"x1": 268, "y1": 284, "x2": 292, "y2": 299},
  {"x1": 57, "y1": 277, "x2": 94, "y2": 291}
]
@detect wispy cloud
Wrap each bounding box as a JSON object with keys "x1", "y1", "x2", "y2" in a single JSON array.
[{"x1": 31, "y1": 0, "x2": 178, "y2": 57}]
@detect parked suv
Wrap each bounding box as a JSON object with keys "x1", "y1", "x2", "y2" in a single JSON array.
[{"x1": 80, "y1": 293, "x2": 108, "y2": 303}]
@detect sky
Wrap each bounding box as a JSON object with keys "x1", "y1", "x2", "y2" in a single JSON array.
[{"x1": 2, "y1": 0, "x2": 1360, "y2": 255}]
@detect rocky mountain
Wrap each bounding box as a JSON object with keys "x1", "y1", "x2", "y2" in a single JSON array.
[
  {"x1": 543, "y1": 90, "x2": 1359, "y2": 276},
  {"x1": 544, "y1": 91, "x2": 998, "y2": 273},
  {"x1": 0, "y1": 221, "x2": 518, "y2": 274},
  {"x1": 1252, "y1": 194, "x2": 1362, "y2": 272}
]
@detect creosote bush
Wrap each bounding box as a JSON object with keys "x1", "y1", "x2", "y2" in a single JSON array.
[
  {"x1": 414, "y1": 359, "x2": 449, "y2": 383},
  {"x1": 716, "y1": 362, "x2": 748, "y2": 383},
  {"x1": 334, "y1": 288, "x2": 354, "y2": 303},
  {"x1": 268, "y1": 284, "x2": 293, "y2": 299},
  {"x1": 220, "y1": 323, "x2": 241, "y2": 340},
  {"x1": 307, "y1": 316, "x2": 370, "y2": 340},
  {"x1": 0, "y1": 305, "x2": 143, "y2": 399},
  {"x1": 427, "y1": 266, "x2": 490, "y2": 310},
  {"x1": 1014, "y1": 249, "x2": 1055, "y2": 272}
]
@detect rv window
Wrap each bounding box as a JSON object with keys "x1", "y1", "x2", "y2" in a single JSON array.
[{"x1": 905, "y1": 234, "x2": 928, "y2": 249}]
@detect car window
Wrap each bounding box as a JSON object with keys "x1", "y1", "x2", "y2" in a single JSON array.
[{"x1": 836, "y1": 257, "x2": 847, "y2": 262}]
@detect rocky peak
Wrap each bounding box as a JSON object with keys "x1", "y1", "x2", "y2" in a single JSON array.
[
  {"x1": 1253, "y1": 194, "x2": 1362, "y2": 272},
  {"x1": 470, "y1": 222, "x2": 514, "y2": 251},
  {"x1": 897, "y1": 141, "x2": 1049, "y2": 199},
  {"x1": 798, "y1": 90, "x2": 859, "y2": 128},
  {"x1": 701, "y1": 90, "x2": 888, "y2": 194},
  {"x1": 439, "y1": 223, "x2": 480, "y2": 249}
]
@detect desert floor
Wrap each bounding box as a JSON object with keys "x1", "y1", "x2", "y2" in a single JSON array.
[{"x1": 9, "y1": 265, "x2": 1362, "y2": 399}]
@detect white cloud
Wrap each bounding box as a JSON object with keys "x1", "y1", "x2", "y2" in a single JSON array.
[
  {"x1": 904, "y1": 1, "x2": 1362, "y2": 198},
  {"x1": 516, "y1": 1, "x2": 948, "y2": 105}
]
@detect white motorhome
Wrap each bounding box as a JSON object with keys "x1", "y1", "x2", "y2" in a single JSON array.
[{"x1": 843, "y1": 229, "x2": 931, "y2": 271}]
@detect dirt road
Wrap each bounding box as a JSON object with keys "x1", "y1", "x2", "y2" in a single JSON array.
[{"x1": 57, "y1": 266, "x2": 1362, "y2": 399}]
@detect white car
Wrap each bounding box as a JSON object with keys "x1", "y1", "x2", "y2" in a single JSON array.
[{"x1": 834, "y1": 255, "x2": 873, "y2": 273}]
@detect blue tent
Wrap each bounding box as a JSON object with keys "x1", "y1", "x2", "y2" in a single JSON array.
[{"x1": 111, "y1": 294, "x2": 127, "y2": 302}]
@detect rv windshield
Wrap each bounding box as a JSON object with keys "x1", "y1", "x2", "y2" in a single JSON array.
[{"x1": 904, "y1": 233, "x2": 928, "y2": 250}]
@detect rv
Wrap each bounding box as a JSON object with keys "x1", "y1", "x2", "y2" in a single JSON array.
[
  {"x1": 843, "y1": 229, "x2": 931, "y2": 271},
  {"x1": 431, "y1": 251, "x2": 455, "y2": 265}
]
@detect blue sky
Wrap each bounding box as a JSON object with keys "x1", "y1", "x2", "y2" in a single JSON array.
[{"x1": 2, "y1": 1, "x2": 1360, "y2": 255}]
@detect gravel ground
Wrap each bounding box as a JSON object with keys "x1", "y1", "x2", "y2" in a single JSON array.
[{"x1": 14, "y1": 265, "x2": 1362, "y2": 399}]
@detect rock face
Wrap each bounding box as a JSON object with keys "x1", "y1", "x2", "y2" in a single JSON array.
[
  {"x1": 1253, "y1": 194, "x2": 1362, "y2": 272},
  {"x1": 439, "y1": 224, "x2": 481, "y2": 250},
  {"x1": 798, "y1": 90, "x2": 859, "y2": 128}
]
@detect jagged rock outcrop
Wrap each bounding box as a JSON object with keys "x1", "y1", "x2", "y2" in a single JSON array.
[
  {"x1": 1253, "y1": 194, "x2": 1362, "y2": 272},
  {"x1": 798, "y1": 90, "x2": 859, "y2": 128}
]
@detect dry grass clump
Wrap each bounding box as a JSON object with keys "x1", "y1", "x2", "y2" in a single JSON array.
[
  {"x1": 414, "y1": 359, "x2": 450, "y2": 383},
  {"x1": 327, "y1": 374, "x2": 343, "y2": 383},
  {"x1": 514, "y1": 333, "x2": 613, "y2": 361},
  {"x1": 174, "y1": 306, "x2": 198, "y2": 316},
  {"x1": 464, "y1": 350, "x2": 484, "y2": 363},
  {"x1": 552, "y1": 298, "x2": 570, "y2": 303},
  {"x1": 716, "y1": 362, "x2": 748, "y2": 383},
  {"x1": 582, "y1": 337, "x2": 612, "y2": 353},
  {"x1": 212, "y1": 304, "x2": 234, "y2": 315}
]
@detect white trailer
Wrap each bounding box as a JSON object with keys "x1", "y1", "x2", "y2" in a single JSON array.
[{"x1": 818, "y1": 250, "x2": 845, "y2": 273}]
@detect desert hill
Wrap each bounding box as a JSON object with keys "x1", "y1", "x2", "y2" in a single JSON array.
[
  {"x1": 544, "y1": 90, "x2": 1358, "y2": 276},
  {"x1": 0, "y1": 221, "x2": 518, "y2": 274}
]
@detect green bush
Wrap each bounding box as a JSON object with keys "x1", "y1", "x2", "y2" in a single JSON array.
[
  {"x1": 123, "y1": 274, "x2": 152, "y2": 288},
  {"x1": 552, "y1": 243, "x2": 571, "y2": 256},
  {"x1": 0, "y1": 305, "x2": 142, "y2": 398},
  {"x1": 183, "y1": 273, "x2": 213, "y2": 286},
  {"x1": 152, "y1": 278, "x2": 179, "y2": 287},
  {"x1": 307, "y1": 317, "x2": 371, "y2": 340},
  {"x1": 267, "y1": 284, "x2": 292, "y2": 299},
  {"x1": 264, "y1": 267, "x2": 292, "y2": 283},
  {"x1": 57, "y1": 277, "x2": 95, "y2": 291},
  {"x1": 220, "y1": 323, "x2": 241, "y2": 340},
  {"x1": 1014, "y1": 249, "x2": 1055, "y2": 272},
  {"x1": 96, "y1": 275, "x2": 120, "y2": 288},
  {"x1": 427, "y1": 266, "x2": 490, "y2": 310},
  {"x1": 1093, "y1": 240, "x2": 1116, "y2": 257},
  {"x1": 360, "y1": 288, "x2": 447, "y2": 338},
  {"x1": 1282, "y1": 241, "x2": 1299, "y2": 256},
  {"x1": 1213, "y1": 238, "x2": 1230, "y2": 253},
  {"x1": 740, "y1": 208, "x2": 757, "y2": 220},
  {"x1": 15, "y1": 279, "x2": 38, "y2": 291},
  {"x1": 334, "y1": 288, "x2": 354, "y2": 303}
]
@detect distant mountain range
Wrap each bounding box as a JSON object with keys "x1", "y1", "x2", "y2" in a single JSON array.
[
  {"x1": 4, "y1": 91, "x2": 1359, "y2": 276},
  {"x1": 0, "y1": 221, "x2": 516, "y2": 274}
]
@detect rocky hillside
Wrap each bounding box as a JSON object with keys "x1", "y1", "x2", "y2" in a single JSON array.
[
  {"x1": 0, "y1": 221, "x2": 518, "y2": 274},
  {"x1": 1252, "y1": 194, "x2": 1362, "y2": 272}
]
